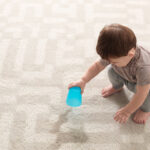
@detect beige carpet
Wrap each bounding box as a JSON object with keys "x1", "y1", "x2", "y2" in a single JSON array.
[{"x1": 0, "y1": 0, "x2": 150, "y2": 150}]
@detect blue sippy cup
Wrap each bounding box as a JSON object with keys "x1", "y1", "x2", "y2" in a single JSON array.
[{"x1": 66, "y1": 87, "x2": 82, "y2": 107}]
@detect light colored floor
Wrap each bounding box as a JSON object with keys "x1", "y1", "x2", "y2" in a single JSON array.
[{"x1": 0, "y1": 0, "x2": 150, "y2": 150}]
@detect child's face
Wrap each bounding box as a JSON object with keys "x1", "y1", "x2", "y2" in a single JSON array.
[{"x1": 108, "y1": 48, "x2": 135, "y2": 67}]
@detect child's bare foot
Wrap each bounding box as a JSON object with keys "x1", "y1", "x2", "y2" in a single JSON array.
[
  {"x1": 132, "y1": 109, "x2": 150, "y2": 124},
  {"x1": 101, "y1": 85, "x2": 123, "y2": 97}
]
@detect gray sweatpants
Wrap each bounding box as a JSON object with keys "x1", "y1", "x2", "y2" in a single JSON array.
[{"x1": 108, "y1": 66, "x2": 150, "y2": 112}]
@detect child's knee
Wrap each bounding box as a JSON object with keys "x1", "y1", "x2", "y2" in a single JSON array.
[
  {"x1": 108, "y1": 66, "x2": 117, "y2": 78},
  {"x1": 108, "y1": 66, "x2": 114, "y2": 75},
  {"x1": 140, "y1": 93, "x2": 150, "y2": 112}
]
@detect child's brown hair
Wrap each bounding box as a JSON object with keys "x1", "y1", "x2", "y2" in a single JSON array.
[{"x1": 96, "y1": 24, "x2": 137, "y2": 60}]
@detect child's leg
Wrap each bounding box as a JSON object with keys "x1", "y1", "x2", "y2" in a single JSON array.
[
  {"x1": 125, "y1": 81, "x2": 150, "y2": 112},
  {"x1": 124, "y1": 82, "x2": 136, "y2": 93},
  {"x1": 133, "y1": 98, "x2": 150, "y2": 124},
  {"x1": 140, "y1": 92, "x2": 150, "y2": 112},
  {"x1": 126, "y1": 82, "x2": 150, "y2": 124},
  {"x1": 107, "y1": 67, "x2": 150, "y2": 123},
  {"x1": 107, "y1": 66, "x2": 125, "y2": 89},
  {"x1": 101, "y1": 66, "x2": 124, "y2": 97}
]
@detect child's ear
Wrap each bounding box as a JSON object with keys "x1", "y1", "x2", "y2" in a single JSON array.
[{"x1": 128, "y1": 48, "x2": 135, "y2": 57}]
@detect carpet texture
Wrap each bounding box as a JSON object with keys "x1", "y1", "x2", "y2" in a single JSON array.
[{"x1": 0, "y1": 0, "x2": 150, "y2": 150}]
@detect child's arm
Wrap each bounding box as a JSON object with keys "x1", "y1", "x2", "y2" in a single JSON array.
[
  {"x1": 68, "y1": 60, "x2": 105, "y2": 94},
  {"x1": 114, "y1": 84, "x2": 150, "y2": 123},
  {"x1": 81, "y1": 60, "x2": 105, "y2": 83},
  {"x1": 123, "y1": 84, "x2": 150, "y2": 114}
]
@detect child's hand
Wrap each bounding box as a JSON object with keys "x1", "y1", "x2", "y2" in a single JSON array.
[
  {"x1": 114, "y1": 107, "x2": 131, "y2": 124},
  {"x1": 68, "y1": 79, "x2": 86, "y2": 94}
]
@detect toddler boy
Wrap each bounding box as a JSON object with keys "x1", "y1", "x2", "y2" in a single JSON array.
[{"x1": 68, "y1": 24, "x2": 150, "y2": 124}]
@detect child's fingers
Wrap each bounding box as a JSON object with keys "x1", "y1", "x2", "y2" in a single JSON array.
[
  {"x1": 68, "y1": 83, "x2": 77, "y2": 89},
  {"x1": 81, "y1": 89, "x2": 84, "y2": 94},
  {"x1": 68, "y1": 83, "x2": 74, "y2": 89}
]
